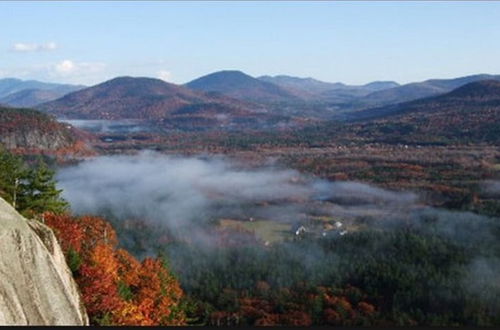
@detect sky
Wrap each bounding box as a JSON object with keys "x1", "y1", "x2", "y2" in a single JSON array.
[{"x1": 1, "y1": 1, "x2": 500, "y2": 86}]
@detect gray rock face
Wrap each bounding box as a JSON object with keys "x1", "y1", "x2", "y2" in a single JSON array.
[
  {"x1": 0, "y1": 198, "x2": 89, "y2": 325},
  {"x1": 0, "y1": 129, "x2": 73, "y2": 150}
]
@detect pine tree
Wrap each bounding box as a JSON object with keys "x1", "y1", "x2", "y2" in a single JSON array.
[
  {"x1": 22, "y1": 158, "x2": 68, "y2": 216},
  {"x1": 0, "y1": 149, "x2": 30, "y2": 209}
]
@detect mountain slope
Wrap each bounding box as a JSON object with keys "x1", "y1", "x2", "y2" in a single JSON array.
[
  {"x1": 317, "y1": 81, "x2": 400, "y2": 104},
  {"x1": 38, "y1": 76, "x2": 296, "y2": 130},
  {"x1": 259, "y1": 75, "x2": 399, "y2": 97},
  {"x1": 0, "y1": 78, "x2": 83, "y2": 99},
  {"x1": 351, "y1": 79, "x2": 500, "y2": 120},
  {"x1": 0, "y1": 197, "x2": 88, "y2": 325},
  {"x1": 258, "y1": 75, "x2": 345, "y2": 95},
  {"x1": 358, "y1": 74, "x2": 500, "y2": 107},
  {"x1": 186, "y1": 70, "x2": 302, "y2": 103},
  {"x1": 345, "y1": 80, "x2": 500, "y2": 144},
  {"x1": 0, "y1": 88, "x2": 76, "y2": 107},
  {"x1": 38, "y1": 76, "x2": 253, "y2": 119}
]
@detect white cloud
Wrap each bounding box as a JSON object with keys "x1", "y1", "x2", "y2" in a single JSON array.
[
  {"x1": 55, "y1": 60, "x2": 76, "y2": 74},
  {"x1": 0, "y1": 59, "x2": 108, "y2": 85},
  {"x1": 12, "y1": 42, "x2": 58, "y2": 52},
  {"x1": 157, "y1": 70, "x2": 172, "y2": 82},
  {"x1": 53, "y1": 59, "x2": 106, "y2": 77}
]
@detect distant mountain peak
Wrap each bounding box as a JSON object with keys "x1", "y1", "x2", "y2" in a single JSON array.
[
  {"x1": 0, "y1": 78, "x2": 85, "y2": 107},
  {"x1": 186, "y1": 70, "x2": 301, "y2": 103}
]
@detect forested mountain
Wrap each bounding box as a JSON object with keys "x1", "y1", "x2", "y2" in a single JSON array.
[
  {"x1": 31, "y1": 72, "x2": 500, "y2": 124},
  {"x1": 350, "y1": 79, "x2": 500, "y2": 119},
  {"x1": 259, "y1": 75, "x2": 399, "y2": 102},
  {"x1": 356, "y1": 74, "x2": 500, "y2": 107},
  {"x1": 186, "y1": 70, "x2": 303, "y2": 103},
  {"x1": 340, "y1": 80, "x2": 500, "y2": 144},
  {"x1": 258, "y1": 75, "x2": 346, "y2": 94},
  {"x1": 38, "y1": 76, "x2": 298, "y2": 130}
]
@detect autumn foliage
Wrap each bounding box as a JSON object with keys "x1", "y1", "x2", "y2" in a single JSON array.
[
  {"x1": 44, "y1": 213, "x2": 185, "y2": 326},
  {"x1": 206, "y1": 284, "x2": 377, "y2": 326}
]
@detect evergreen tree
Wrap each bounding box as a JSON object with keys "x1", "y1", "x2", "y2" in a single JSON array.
[
  {"x1": 23, "y1": 158, "x2": 68, "y2": 216},
  {"x1": 0, "y1": 148, "x2": 30, "y2": 209},
  {"x1": 0, "y1": 149, "x2": 68, "y2": 216}
]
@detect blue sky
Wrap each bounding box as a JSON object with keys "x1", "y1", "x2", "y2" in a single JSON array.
[{"x1": 1, "y1": 1, "x2": 500, "y2": 86}]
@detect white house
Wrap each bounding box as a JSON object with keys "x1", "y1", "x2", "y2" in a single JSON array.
[{"x1": 295, "y1": 225, "x2": 307, "y2": 236}]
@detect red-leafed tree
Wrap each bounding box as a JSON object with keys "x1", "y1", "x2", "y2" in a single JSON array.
[{"x1": 44, "y1": 212, "x2": 186, "y2": 326}]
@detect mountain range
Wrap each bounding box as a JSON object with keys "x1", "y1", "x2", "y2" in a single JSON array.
[
  {"x1": 354, "y1": 73, "x2": 500, "y2": 108},
  {"x1": 0, "y1": 70, "x2": 498, "y2": 133},
  {"x1": 351, "y1": 79, "x2": 500, "y2": 120},
  {"x1": 345, "y1": 79, "x2": 500, "y2": 144},
  {"x1": 37, "y1": 76, "x2": 295, "y2": 131},
  {"x1": 258, "y1": 75, "x2": 400, "y2": 103},
  {"x1": 0, "y1": 78, "x2": 84, "y2": 107}
]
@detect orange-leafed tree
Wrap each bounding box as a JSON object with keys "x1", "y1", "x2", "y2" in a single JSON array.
[{"x1": 44, "y1": 212, "x2": 186, "y2": 326}]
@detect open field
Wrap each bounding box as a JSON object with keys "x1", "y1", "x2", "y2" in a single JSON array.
[{"x1": 219, "y1": 218, "x2": 292, "y2": 244}]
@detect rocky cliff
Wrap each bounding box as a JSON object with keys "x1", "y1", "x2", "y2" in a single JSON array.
[
  {"x1": 0, "y1": 106, "x2": 77, "y2": 151},
  {"x1": 0, "y1": 197, "x2": 89, "y2": 325}
]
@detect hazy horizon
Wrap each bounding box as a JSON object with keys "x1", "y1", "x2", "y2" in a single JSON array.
[{"x1": 2, "y1": 69, "x2": 500, "y2": 89}]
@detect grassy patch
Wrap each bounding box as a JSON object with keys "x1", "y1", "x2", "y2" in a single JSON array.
[{"x1": 219, "y1": 218, "x2": 291, "y2": 243}]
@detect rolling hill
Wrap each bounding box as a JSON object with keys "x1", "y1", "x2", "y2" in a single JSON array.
[
  {"x1": 259, "y1": 75, "x2": 399, "y2": 102},
  {"x1": 345, "y1": 79, "x2": 500, "y2": 144},
  {"x1": 357, "y1": 74, "x2": 500, "y2": 108},
  {"x1": 185, "y1": 70, "x2": 303, "y2": 103},
  {"x1": 258, "y1": 75, "x2": 345, "y2": 95},
  {"x1": 38, "y1": 76, "x2": 296, "y2": 131}
]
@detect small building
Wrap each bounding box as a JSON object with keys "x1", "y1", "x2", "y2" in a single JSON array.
[{"x1": 294, "y1": 225, "x2": 307, "y2": 236}]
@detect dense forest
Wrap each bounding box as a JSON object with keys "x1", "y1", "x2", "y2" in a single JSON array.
[{"x1": 110, "y1": 210, "x2": 500, "y2": 326}]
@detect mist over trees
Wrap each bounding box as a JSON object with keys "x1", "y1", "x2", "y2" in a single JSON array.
[
  {"x1": 1, "y1": 143, "x2": 499, "y2": 325},
  {"x1": 53, "y1": 152, "x2": 500, "y2": 326}
]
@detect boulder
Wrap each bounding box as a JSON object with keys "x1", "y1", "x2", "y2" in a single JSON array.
[{"x1": 0, "y1": 197, "x2": 88, "y2": 325}]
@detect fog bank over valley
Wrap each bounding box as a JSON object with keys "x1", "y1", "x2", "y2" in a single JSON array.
[{"x1": 56, "y1": 152, "x2": 497, "y2": 249}]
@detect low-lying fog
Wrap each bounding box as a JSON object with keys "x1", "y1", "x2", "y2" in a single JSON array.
[
  {"x1": 56, "y1": 151, "x2": 500, "y2": 303},
  {"x1": 56, "y1": 151, "x2": 497, "y2": 246},
  {"x1": 57, "y1": 151, "x2": 418, "y2": 230},
  {"x1": 59, "y1": 119, "x2": 155, "y2": 134}
]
